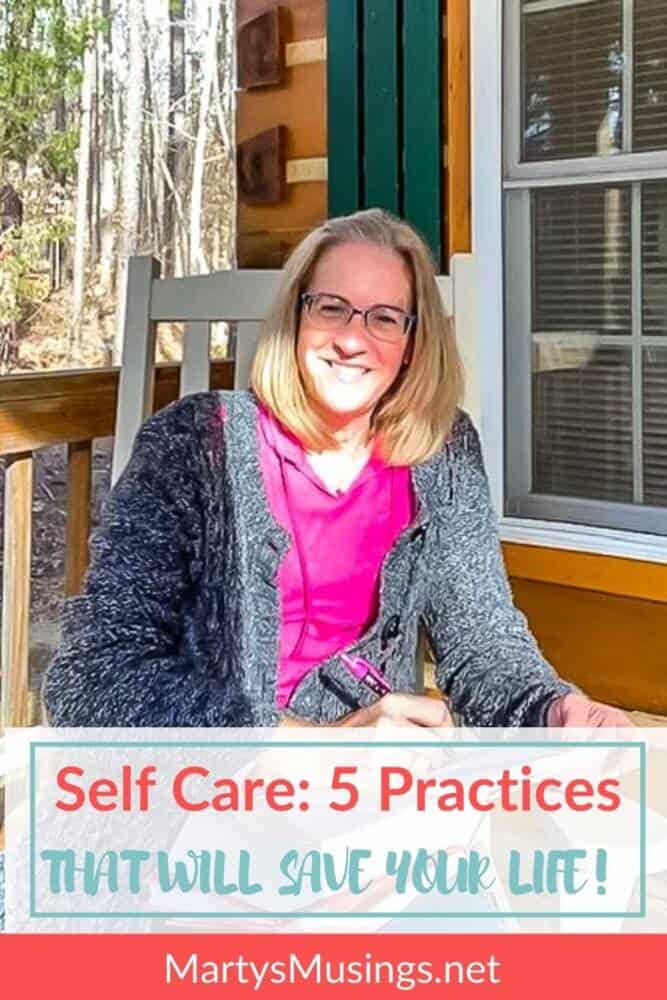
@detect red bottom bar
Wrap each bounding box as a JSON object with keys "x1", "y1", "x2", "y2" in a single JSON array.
[{"x1": 0, "y1": 934, "x2": 663, "y2": 998}]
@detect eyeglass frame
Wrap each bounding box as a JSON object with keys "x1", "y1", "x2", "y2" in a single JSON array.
[{"x1": 299, "y1": 291, "x2": 417, "y2": 340}]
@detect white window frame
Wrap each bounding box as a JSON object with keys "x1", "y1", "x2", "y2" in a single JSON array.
[{"x1": 470, "y1": 0, "x2": 667, "y2": 563}]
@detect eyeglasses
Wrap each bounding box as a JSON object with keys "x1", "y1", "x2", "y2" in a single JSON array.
[{"x1": 300, "y1": 292, "x2": 416, "y2": 344}]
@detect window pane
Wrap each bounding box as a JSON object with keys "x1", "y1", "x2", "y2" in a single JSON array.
[
  {"x1": 522, "y1": 0, "x2": 623, "y2": 162},
  {"x1": 533, "y1": 345, "x2": 633, "y2": 502},
  {"x1": 642, "y1": 180, "x2": 667, "y2": 336},
  {"x1": 643, "y1": 348, "x2": 667, "y2": 506},
  {"x1": 634, "y1": 0, "x2": 667, "y2": 152},
  {"x1": 533, "y1": 185, "x2": 631, "y2": 334}
]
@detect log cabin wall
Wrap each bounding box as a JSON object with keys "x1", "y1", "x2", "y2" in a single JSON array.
[
  {"x1": 234, "y1": 1, "x2": 666, "y2": 715},
  {"x1": 236, "y1": 0, "x2": 327, "y2": 267},
  {"x1": 235, "y1": 1, "x2": 465, "y2": 271}
]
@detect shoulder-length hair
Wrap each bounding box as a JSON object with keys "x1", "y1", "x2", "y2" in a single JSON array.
[{"x1": 250, "y1": 208, "x2": 464, "y2": 466}]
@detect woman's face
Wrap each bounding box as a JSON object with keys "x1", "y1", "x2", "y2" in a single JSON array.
[{"x1": 296, "y1": 241, "x2": 413, "y2": 431}]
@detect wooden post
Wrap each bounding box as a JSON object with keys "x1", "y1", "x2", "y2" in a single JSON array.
[
  {"x1": 447, "y1": 0, "x2": 472, "y2": 259},
  {"x1": 112, "y1": 255, "x2": 161, "y2": 485},
  {"x1": 1, "y1": 452, "x2": 34, "y2": 730},
  {"x1": 65, "y1": 440, "x2": 92, "y2": 596}
]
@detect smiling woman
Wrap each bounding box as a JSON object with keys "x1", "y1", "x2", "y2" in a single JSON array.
[
  {"x1": 41, "y1": 209, "x2": 630, "y2": 730},
  {"x1": 296, "y1": 243, "x2": 413, "y2": 433}
]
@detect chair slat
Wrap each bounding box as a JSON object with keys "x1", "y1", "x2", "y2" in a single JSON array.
[
  {"x1": 65, "y1": 440, "x2": 92, "y2": 597},
  {"x1": 150, "y1": 269, "x2": 282, "y2": 323},
  {"x1": 1, "y1": 452, "x2": 34, "y2": 730},
  {"x1": 234, "y1": 321, "x2": 264, "y2": 391},
  {"x1": 180, "y1": 322, "x2": 211, "y2": 397}
]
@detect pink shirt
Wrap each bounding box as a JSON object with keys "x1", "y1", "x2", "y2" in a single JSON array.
[{"x1": 257, "y1": 404, "x2": 415, "y2": 708}]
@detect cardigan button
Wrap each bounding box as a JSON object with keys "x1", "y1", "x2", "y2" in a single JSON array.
[
  {"x1": 382, "y1": 615, "x2": 400, "y2": 643},
  {"x1": 410, "y1": 525, "x2": 426, "y2": 544}
]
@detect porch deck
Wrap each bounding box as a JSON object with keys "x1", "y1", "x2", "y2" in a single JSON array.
[
  {"x1": 2, "y1": 361, "x2": 667, "y2": 730},
  {"x1": 0, "y1": 360, "x2": 235, "y2": 729}
]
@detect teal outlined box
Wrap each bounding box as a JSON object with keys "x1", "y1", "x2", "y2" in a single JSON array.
[{"x1": 29, "y1": 739, "x2": 647, "y2": 920}]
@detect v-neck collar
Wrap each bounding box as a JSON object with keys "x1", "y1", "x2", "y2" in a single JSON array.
[
  {"x1": 257, "y1": 399, "x2": 388, "y2": 498},
  {"x1": 225, "y1": 389, "x2": 453, "y2": 529}
]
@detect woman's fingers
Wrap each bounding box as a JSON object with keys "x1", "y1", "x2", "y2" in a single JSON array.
[
  {"x1": 547, "y1": 693, "x2": 634, "y2": 728},
  {"x1": 337, "y1": 692, "x2": 454, "y2": 729}
]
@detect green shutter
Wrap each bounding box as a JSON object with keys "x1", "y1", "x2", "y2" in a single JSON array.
[
  {"x1": 327, "y1": 0, "x2": 362, "y2": 217},
  {"x1": 403, "y1": 0, "x2": 442, "y2": 263},
  {"x1": 327, "y1": 0, "x2": 444, "y2": 267},
  {"x1": 363, "y1": 0, "x2": 400, "y2": 213}
]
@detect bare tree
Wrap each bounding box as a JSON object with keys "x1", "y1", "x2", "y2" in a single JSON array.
[
  {"x1": 1, "y1": 0, "x2": 238, "y2": 372},
  {"x1": 213, "y1": 0, "x2": 236, "y2": 270},
  {"x1": 189, "y1": 0, "x2": 220, "y2": 275},
  {"x1": 165, "y1": 0, "x2": 186, "y2": 277},
  {"x1": 98, "y1": 0, "x2": 116, "y2": 295},
  {"x1": 115, "y1": 0, "x2": 146, "y2": 360},
  {"x1": 71, "y1": 0, "x2": 96, "y2": 347}
]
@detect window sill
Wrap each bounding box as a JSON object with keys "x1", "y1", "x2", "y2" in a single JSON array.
[{"x1": 499, "y1": 516, "x2": 667, "y2": 564}]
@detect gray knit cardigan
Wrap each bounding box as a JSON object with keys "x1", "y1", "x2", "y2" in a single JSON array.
[{"x1": 41, "y1": 389, "x2": 573, "y2": 727}]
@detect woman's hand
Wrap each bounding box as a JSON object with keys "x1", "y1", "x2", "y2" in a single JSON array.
[
  {"x1": 335, "y1": 692, "x2": 453, "y2": 728},
  {"x1": 278, "y1": 695, "x2": 454, "y2": 788},
  {"x1": 546, "y1": 693, "x2": 633, "y2": 727}
]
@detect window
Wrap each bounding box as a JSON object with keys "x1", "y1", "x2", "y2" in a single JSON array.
[{"x1": 504, "y1": 0, "x2": 667, "y2": 535}]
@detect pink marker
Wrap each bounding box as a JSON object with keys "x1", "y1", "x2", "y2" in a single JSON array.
[{"x1": 340, "y1": 653, "x2": 392, "y2": 698}]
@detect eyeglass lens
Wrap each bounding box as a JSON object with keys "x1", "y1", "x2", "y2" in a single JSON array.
[{"x1": 306, "y1": 294, "x2": 409, "y2": 341}]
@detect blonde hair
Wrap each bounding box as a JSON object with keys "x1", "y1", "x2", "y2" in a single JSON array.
[{"x1": 250, "y1": 208, "x2": 464, "y2": 465}]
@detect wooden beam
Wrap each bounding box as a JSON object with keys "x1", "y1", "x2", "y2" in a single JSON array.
[
  {"x1": 0, "y1": 361, "x2": 235, "y2": 457},
  {"x1": 65, "y1": 440, "x2": 93, "y2": 597},
  {"x1": 1, "y1": 452, "x2": 33, "y2": 730},
  {"x1": 285, "y1": 37, "x2": 326, "y2": 66},
  {"x1": 286, "y1": 157, "x2": 328, "y2": 183},
  {"x1": 511, "y1": 578, "x2": 667, "y2": 715},
  {"x1": 504, "y1": 542, "x2": 667, "y2": 605},
  {"x1": 446, "y1": 0, "x2": 472, "y2": 258}
]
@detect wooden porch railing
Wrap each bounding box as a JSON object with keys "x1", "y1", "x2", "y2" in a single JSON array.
[{"x1": 0, "y1": 360, "x2": 235, "y2": 730}]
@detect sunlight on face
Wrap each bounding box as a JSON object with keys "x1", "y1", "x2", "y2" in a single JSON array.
[{"x1": 296, "y1": 241, "x2": 413, "y2": 432}]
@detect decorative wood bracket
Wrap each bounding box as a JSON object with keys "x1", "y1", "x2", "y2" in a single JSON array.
[
  {"x1": 237, "y1": 126, "x2": 287, "y2": 204},
  {"x1": 237, "y1": 8, "x2": 284, "y2": 89}
]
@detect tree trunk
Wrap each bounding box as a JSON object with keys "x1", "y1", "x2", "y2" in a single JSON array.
[
  {"x1": 189, "y1": 0, "x2": 220, "y2": 275},
  {"x1": 71, "y1": 1, "x2": 96, "y2": 348},
  {"x1": 99, "y1": 0, "x2": 116, "y2": 295},
  {"x1": 115, "y1": 0, "x2": 146, "y2": 362},
  {"x1": 213, "y1": 0, "x2": 236, "y2": 271},
  {"x1": 165, "y1": 0, "x2": 185, "y2": 276},
  {"x1": 96, "y1": 0, "x2": 117, "y2": 363}
]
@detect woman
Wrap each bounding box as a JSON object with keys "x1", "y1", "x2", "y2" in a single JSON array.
[{"x1": 42, "y1": 209, "x2": 629, "y2": 729}]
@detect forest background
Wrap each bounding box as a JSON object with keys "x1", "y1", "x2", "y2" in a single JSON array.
[
  {"x1": 0, "y1": 0, "x2": 238, "y2": 695},
  {"x1": 0, "y1": 0, "x2": 236, "y2": 375}
]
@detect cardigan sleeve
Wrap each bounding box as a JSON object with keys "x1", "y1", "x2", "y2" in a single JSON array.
[
  {"x1": 421, "y1": 414, "x2": 575, "y2": 727},
  {"x1": 41, "y1": 396, "x2": 246, "y2": 727}
]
